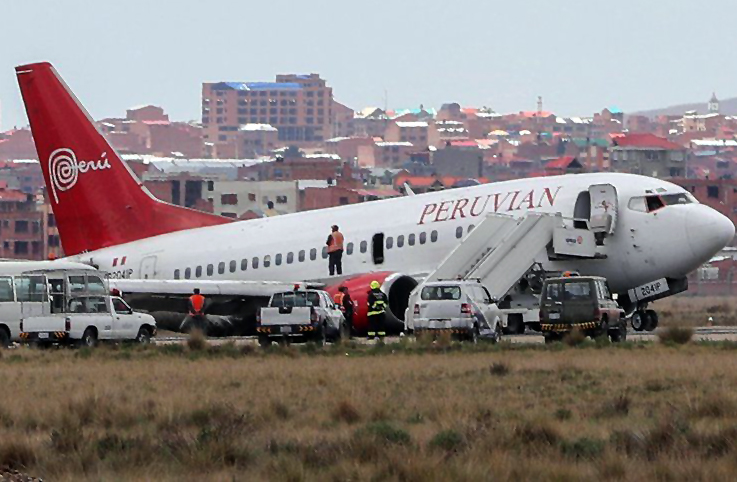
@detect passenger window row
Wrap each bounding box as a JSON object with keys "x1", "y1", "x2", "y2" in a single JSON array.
[
  {"x1": 174, "y1": 240, "x2": 356, "y2": 279},
  {"x1": 173, "y1": 228, "x2": 444, "y2": 280},
  {"x1": 384, "y1": 230, "x2": 439, "y2": 250}
]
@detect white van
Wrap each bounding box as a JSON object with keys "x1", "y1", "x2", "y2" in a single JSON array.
[
  {"x1": 0, "y1": 260, "x2": 99, "y2": 347},
  {"x1": 18, "y1": 269, "x2": 156, "y2": 347}
]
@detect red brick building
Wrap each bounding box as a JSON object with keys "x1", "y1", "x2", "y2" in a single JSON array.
[
  {"x1": 202, "y1": 74, "x2": 335, "y2": 149},
  {"x1": 671, "y1": 177, "x2": 737, "y2": 231},
  {"x1": 0, "y1": 129, "x2": 37, "y2": 161},
  {"x1": 0, "y1": 187, "x2": 62, "y2": 260}
]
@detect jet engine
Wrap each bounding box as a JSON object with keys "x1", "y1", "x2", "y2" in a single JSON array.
[{"x1": 325, "y1": 271, "x2": 418, "y2": 335}]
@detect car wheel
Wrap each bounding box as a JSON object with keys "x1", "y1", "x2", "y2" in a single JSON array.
[
  {"x1": 316, "y1": 323, "x2": 327, "y2": 346},
  {"x1": 258, "y1": 336, "x2": 271, "y2": 348},
  {"x1": 609, "y1": 323, "x2": 627, "y2": 343},
  {"x1": 645, "y1": 310, "x2": 659, "y2": 331},
  {"x1": 136, "y1": 328, "x2": 151, "y2": 344},
  {"x1": 0, "y1": 328, "x2": 9, "y2": 349},
  {"x1": 80, "y1": 328, "x2": 97, "y2": 348},
  {"x1": 491, "y1": 323, "x2": 502, "y2": 344},
  {"x1": 469, "y1": 324, "x2": 479, "y2": 344},
  {"x1": 544, "y1": 333, "x2": 559, "y2": 344},
  {"x1": 631, "y1": 311, "x2": 645, "y2": 331}
]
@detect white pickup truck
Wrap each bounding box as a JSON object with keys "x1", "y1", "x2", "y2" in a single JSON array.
[
  {"x1": 257, "y1": 289, "x2": 346, "y2": 346},
  {"x1": 18, "y1": 269, "x2": 156, "y2": 347}
]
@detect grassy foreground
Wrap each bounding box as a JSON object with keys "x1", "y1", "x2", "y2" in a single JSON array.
[
  {"x1": 2, "y1": 341, "x2": 737, "y2": 481},
  {"x1": 657, "y1": 295, "x2": 737, "y2": 328}
]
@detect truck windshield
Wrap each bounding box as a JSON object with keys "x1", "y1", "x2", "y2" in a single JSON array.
[
  {"x1": 421, "y1": 285, "x2": 461, "y2": 301},
  {"x1": 564, "y1": 282, "x2": 592, "y2": 300},
  {"x1": 271, "y1": 291, "x2": 321, "y2": 307}
]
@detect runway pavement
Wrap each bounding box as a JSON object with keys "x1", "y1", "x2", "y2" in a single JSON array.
[{"x1": 153, "y1": 326, "x2": 737, "y2": 346}]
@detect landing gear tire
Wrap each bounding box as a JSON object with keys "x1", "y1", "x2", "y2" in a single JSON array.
[
  {"x1": 544, "y1": 333, "x2": 560, "y2": 344},
  {"x1": 645, "y1": 310, "x2": 659, "y2": 331},
  {"x1": 258, "y1": 336, "x2": 271, "y2": 348},
  {"x1": 631, "y1": 311, "x2": 646, "y2": 331}
]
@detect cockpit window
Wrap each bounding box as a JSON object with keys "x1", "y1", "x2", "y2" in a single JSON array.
[
  {"x1": 629, "y1": 192, "x2": 695, "y2": 213},
  {"x1": 661, "y1": 193, "x2": 695, "y2": 206},
  {"x1": 646, "y1": 196, "x2": 665, "y2": 212}
]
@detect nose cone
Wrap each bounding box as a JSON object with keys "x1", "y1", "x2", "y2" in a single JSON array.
[{"x1": 686, "y1": 206, "x2": 735, "y2": 262}]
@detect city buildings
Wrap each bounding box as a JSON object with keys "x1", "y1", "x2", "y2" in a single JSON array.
[
  {"x1": 202, "y1": 74, "x2": 335, "y2": 151},
  {"x1": 3, "y1": 73, "x2": 737, "y2": 261}
]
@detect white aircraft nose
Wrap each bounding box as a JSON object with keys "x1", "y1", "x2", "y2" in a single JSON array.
[{"x1": 686, "y1": 206, "x2": 735, "y2": 261}]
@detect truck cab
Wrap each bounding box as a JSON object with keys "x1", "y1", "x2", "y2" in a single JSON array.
[{"x1": 539, "y1": 275, "x2": 626, "y2": 343}]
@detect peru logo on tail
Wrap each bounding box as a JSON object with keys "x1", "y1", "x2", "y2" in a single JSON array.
[{"x1": 49, "y1": 148, "x2": 112, "y2": 203}]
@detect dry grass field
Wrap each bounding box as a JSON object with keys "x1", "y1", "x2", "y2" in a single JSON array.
[
  {"x1": 2, "y1": 338, "x2": 737, "y2": 481},
  {"x1": 656, "y1": 296, "x2": 737, "y2": 328}
]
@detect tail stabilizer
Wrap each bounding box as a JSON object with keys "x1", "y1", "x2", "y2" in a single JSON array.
[{"x1": 16, "y1": 62, "x2": 231, "y2": 255}]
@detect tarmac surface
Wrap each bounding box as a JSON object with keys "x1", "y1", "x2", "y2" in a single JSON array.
[{"x1": 153, "y1": 326, "x2": 737, "y2": 345}]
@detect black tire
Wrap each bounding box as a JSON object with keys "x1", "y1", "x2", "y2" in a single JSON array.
[
  {"x1": 469, "y1": 324, "x2": 479, "y2": 344},
  {"x1": 609, "y1": 323, "x2": 627, "y2": 343},
  {"x1": 490, "y1": 323, "x2": 502, "y2": 344},
  {"x1": 80, "y1": 328, "x2": 97, "y2": 348},
  {"x1": 631, "y1": 311, "x2": 645, "y2": 331},
  {"x1": 0, "y1": 328, "x2": 9, "y2": 349},
  {"x1": 258, "y1": 336, "x2": 271, "y2": 348},
  {"x1": 544, "y1": 333, "x2": 560, "y2": 344},
  {"x1": 315, "y1": 323, "x2": 327, "y2": 346},
  {"x1": 645, "y1": 310, "x2": 659, "y2": 331},
  {"x1": 135, "y1": 327, "x2": 151, "y2": 344}
]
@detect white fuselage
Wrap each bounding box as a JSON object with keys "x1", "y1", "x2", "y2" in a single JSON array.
[{"x1": 67, "y1": 173, "x2": 734, "y2": 294}]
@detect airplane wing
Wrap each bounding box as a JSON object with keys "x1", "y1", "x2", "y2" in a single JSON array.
[{"x1": 109, "y1": 278, "x2": 324, "y2": 297}]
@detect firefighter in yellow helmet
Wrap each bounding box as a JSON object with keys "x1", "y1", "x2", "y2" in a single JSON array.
[{"x1": 367, "y1": 280, "x2": 388, "y2": 340}]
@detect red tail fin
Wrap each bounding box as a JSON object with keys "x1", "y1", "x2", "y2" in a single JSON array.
[{"x1": 16, "y1": 62, "x2": 231, "y2": 256}]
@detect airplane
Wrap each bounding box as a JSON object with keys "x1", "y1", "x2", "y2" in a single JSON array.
[{"x1": 15, "y1": 62, "x2": 736, "y2": 335}]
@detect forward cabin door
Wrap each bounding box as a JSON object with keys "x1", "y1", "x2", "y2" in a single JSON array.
[
  {"x1": 588, "y1": 184, "x2": 618, "y2": 234},
  {"x1": 140, "y1": 256, "x2": 157, "y2": 279}
]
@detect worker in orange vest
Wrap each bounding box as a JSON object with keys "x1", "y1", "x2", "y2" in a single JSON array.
[
  {"x1": 326, "y1": 225, "x2": 344, "y2": 276},
  {"x1": 184, "y1": 288, "x2": 208, "y2": 334}
]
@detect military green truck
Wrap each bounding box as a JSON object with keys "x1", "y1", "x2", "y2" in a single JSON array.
[{"x1": 539, "y1": 276, "x2": 626, "y2": 343}]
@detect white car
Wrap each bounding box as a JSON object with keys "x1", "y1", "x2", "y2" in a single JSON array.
[{"x1": 409, "y1": 281, "x2": 503, "y2": 343}]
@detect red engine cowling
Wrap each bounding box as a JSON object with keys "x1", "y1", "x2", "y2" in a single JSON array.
[{"x1": 325, "y1": 272, "x2": 418, "y2": 335}]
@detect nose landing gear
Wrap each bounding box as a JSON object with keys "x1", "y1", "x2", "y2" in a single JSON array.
[{"x1": 631, "y1": 309, "x2": 659, "y2": 332}]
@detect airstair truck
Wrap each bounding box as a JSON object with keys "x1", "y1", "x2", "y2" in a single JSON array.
[
  {"x1": 19, "y1": 269, "x2": 156, "y2": 347},
  {"x1": 406, "y1": 211, "x2": 603, "y2": 334}
]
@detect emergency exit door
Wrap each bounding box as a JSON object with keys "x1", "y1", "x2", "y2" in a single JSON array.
[
  {"x1": 140, "y1": 256, "x2": 157, "y2": 279},
  {"x1": 372, "y1": 233, "x2": 385, "y2": 265},
  {"x1": 588, "y1": 184, "x2": 617, "y2": 234}
]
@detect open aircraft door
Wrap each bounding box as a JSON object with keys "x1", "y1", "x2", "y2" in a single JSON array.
[{"x1": 588, "y1": 184, "x2": 617, "y2": 235}]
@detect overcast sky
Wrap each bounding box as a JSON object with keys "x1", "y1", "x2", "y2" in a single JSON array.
[{"x1": 1, "y1": 0, "x2": 735, "y2": 129}]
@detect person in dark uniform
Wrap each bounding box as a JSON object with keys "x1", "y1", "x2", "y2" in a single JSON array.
[
  {"x1": 367, "y1": 280, "x2": 387, "y2": 340},
  {"x1": 334, "y1": 286, "x2": 355, "y2": 335}
]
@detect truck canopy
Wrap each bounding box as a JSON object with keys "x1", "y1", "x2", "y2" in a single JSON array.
[{"x1": 270, "y1": 291, "x2": 321, "y2": 308}]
